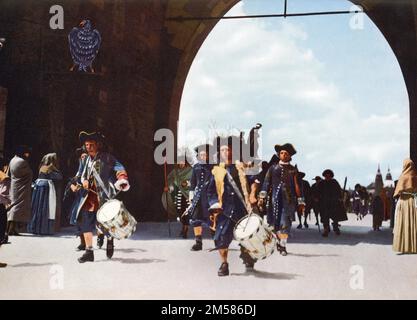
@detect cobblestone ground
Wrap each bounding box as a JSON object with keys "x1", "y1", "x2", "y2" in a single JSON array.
[{"x1": 0, "y1": 213, "x2": 416, "y2": 300}]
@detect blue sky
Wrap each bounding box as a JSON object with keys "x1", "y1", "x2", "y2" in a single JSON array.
[{"x1": 178, "y1": 0, "x2": 409, "y2": 189}]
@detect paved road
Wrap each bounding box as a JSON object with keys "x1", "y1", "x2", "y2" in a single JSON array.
[{"x1": 0, "y1": 213, "x2": 416, "y2": 299}]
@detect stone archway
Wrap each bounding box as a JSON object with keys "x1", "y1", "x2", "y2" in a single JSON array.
[{"x1": 164, "y1": 0, "x2": 417, "y2": 162}]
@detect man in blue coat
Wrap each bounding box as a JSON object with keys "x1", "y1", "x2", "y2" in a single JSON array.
[
  {"x1": 188, "y1": 144, "x2": 213, "y2": 251},
  {"x1": 207, "y1": 136, "x2": 257, "y2": 276},
  {"x1": 258, "y1": 143, "x2": 304, "y2": 256},
  {"x1": 75, "y1": 131, "x2": 131, "y2": 263}
]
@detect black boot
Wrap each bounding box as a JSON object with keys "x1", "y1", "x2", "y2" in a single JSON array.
[
  {"x1": 0, "y1": 262, "x2": 6, "y2": 268},
  {"x1": 296, "y1": 223, "x2": 302, "y2": 229},
  {"x1": 77, "y1": 235, "x2": 86, "y2": 251},
  {"x1": 218, "y1": 262, "x2": 229, "y2": 276},
  {"x1": 333, "y1": 223, "x2": 341, "y2": 235},
  {"x1": 304, "y1": 221, "x2": 309, "y2": 229},
  {"x1": 1, "y1": 234, "x2": 9, "y2": 245},
  {"x1": 97, "y1": 234, "x2": 104, "y2": 249},
  {"x1": 106, "y1": 238, "x2": 114, "y2": 259},
  {"x1": 191, "y1": 236, "x2": 203, "y2": 251},
  {"x1": 240, "y1": 247, "x2": 256, "y2": 271},
  {"x1": 322, "y1": 226, "x2": 330, "y2": 237},
  {"x1": 7, "y1": 222, "x2": 20, "y2": 236},
  {"x1": 191, "y1": 241, "x2": 202, "y2": 251},
  {"x1": 78, "y1": 249, "x2": 94, "y2": 263}
]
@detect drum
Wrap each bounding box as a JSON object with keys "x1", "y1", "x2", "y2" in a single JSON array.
[
  {"x1": 233, "y1": 213, "x2": 276, "y2": 260},
  {"x1": 96, "y1": 199, "x2": 137, "y2": 240}
]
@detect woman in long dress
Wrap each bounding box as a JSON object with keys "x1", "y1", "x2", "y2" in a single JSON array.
[
  {"x1": 0, "y1": 157, "x2": 11, "y2": 267},
  {"x1": 392, "y1": 159, "x2": 417, "y2": 253},
  {"x1": 7, "y1": 145, "x2": 33, "y2": 236},
  {"x1": 27, "y1": 153, "x2": 63, "y2": 235}
]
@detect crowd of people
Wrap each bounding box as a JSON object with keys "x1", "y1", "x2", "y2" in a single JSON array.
[
  {"x1": 166, "y1": 131, "x2": 417, "y2": 275},
  {"x1": 0, "y1": 131, "x2": 131, "y2": 267},
  {"x1": 1, "y1": 129, "x2": 417, "y2": 275}
]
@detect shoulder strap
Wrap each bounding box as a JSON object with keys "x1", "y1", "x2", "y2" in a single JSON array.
[{"x1": 225, "y1": 170, "x2": 250, "y2": 215}]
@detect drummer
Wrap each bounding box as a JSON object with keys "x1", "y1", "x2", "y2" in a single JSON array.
[
  {"x1": 207, "y1": 136, "x2": 257, "y2": 276},
  {"x1": 76, "y1": 131, "x2": 130, "y2": 263}
]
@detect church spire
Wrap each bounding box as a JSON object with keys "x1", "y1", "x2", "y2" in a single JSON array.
[{"x1": 386, "y1": 165, "x2": 393, "y2": 181}]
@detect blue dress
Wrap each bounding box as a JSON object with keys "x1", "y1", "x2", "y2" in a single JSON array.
[{"x1": 28, "y1": 171, "x2": 63, "y2": 235}]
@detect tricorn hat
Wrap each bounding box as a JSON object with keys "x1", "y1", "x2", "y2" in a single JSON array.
[
  {"x1": 274, "y1": 143, "x2": 296, "y2": 156},
  {"x1": 79, "y1": 131, "x2": 105, "y2": 144},
  {"x1": 322, "y1": 169, "x2": 334, "y2": 178}
]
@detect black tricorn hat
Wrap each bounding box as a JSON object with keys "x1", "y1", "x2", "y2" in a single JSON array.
[
  {"x1": 79, "y1": 131, "x2": 105, "y2": 144},
  {"x1": 312, "y1": 176, "x2": 322, "y2": 181},
  {"x1": 322, "y1": 169, "x2": 334, "y2": 178},
  {"x1": 15, "y1": 145, "x2": 32, "y2": 155},
  {"x1": 274, "y1": 143, "x2": 296, "y2": 156}
]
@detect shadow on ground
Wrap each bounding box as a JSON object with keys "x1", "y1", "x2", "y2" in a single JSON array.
[
  {"x1": 11, "y1": 262, "x2": 58, "y2": 268},
  {"x1": 231, "y1": 270, "x2": 300, "y2": 280},
  {"x1": 95, "y1": 257, "x2": 166, "y2": 264}
]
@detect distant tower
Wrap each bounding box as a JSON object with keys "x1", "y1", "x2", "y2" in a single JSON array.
[{"x1": 384, "y1": 166, "x2": 395, "y2": 189}]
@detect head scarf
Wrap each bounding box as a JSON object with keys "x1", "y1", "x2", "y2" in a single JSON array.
[
  {"x1": 39, "y1": 153, "x2": 59, "y2": 174},
  {"x1": 394, "y1": 158, "x2": 417, "y2": 197}
]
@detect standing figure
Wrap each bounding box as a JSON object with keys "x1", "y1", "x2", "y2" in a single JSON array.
[
  {"x1": 75, "y1": 131, "x2": 130, "y2": 263},
  {"x1": 359, "y1": 186, "x2": 370, "y2": 216},
  {"x1": 167, "y1": 156, "x2": 192, "y2": 238},
  {"x1": 392, "y1": 159, "x2": 417, "y2": 253},
  {"x1": 311, "y1": 176, "x2": 322, "y2": 226},
  {"x1": 188, "y1": 144, "x2": 213, "y2": 251},
  {"x1": 390, "y1": 179, "x2": 399, "y2": 229},
  {"x1": 7, "y1": 145, "x2": 33, "y2": 236},
  {"x1": 317, "y1": 169, "x2": 347, "y2": 237},
  {"x1": 370, "y1": 166, "x2": 385, "y2": 231},
  {"x1": 258, "y1": 143, "x2": 304, "y2": 256},
  {"x1": 28, "y1": 153, "x2": 63, "y2": 235},
  {"x1": 351, "y1": 184, "x2": 363, "y2": 220},
  {"x1": 296, "y1": 172, "x2": 311, "y2": 229},
  {"x1": 207, "y1": 136, "x2": 257, "y2": 276},
  {"x1": 0, "y1": 157, "x2": 11, "y2": 268}
]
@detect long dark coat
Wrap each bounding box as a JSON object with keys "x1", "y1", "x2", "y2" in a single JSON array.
[
  {"x1": 317, "y1": 179, "x2": 348, "y2": 222},
  {"x1": 8, "y1": 155, "x2": 33, "y2": 222}
]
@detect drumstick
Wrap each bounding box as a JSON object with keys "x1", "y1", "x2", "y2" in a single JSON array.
[
  {"x1": 87, "y1": 188, "x2": 98, "y2": 195},
  {"x1": 242, "y1": 210, "x2": 254, "y2": 233}
]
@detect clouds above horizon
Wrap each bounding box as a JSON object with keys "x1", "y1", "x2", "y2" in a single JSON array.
[{"x1": 178, "y1": 1, "x2": 409, "y2": 188}]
